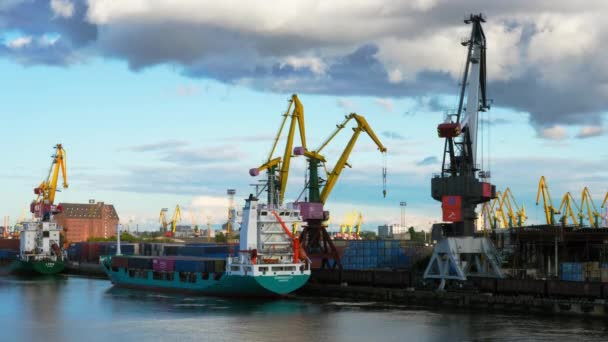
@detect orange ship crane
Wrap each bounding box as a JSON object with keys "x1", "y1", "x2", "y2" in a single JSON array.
[{"x1": 31, "y1": 144, "x2": 68, "y2": 221}]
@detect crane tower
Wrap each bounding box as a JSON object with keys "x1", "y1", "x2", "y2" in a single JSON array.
[{"x1": 423, "y1": 14, "x2": 504, "y2": 289}]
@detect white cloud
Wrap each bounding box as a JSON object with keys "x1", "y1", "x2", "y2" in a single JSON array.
[
  {"x1": 280, "y1": 56, "x2": 327, "y2": 76},
  {"x1": 50, "y1": 0, "x2": 74, "y2": 18},
  {"x1": 538, "y1": 125, "x2": 568, "y2": 140},
  {"x1": 375, "y1": 98, "x2": 394, "y2": 112},
  {"x1": 6, "y1": 36, "x2": 32, "y2": 49},
  {"x1": 175, "y1": 84, "x2": 200, "y2": 97},
  {"x1": 39, "y1": 35, "x2": 60, "y2": 47},
  {"x1": 337, "y1": 98, "x2": 355, "y2": 111},
  {"x1": 576, "y1": 125, "x2": 603, "y2": 139}
]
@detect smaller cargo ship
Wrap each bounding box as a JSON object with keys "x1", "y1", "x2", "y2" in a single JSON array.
[
  {"x1": 14, "y1": 221, "x2": 65, "y2": 275},
  {"x1": 101, "y1": 195, "x2": 311, "y2": 297}
]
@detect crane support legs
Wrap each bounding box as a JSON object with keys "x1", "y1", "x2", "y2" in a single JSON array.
[
  {"x1": 424, "y1": 236, "x2": 504, "y2": 290},
  {"x1": 300, "y1": 220, "x2": 342, "y2": 270}
]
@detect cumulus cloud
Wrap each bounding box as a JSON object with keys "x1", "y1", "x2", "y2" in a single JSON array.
[
  {"x1": 337, "y1": 98, "x2": 355, "y2": 111},
  {"x1": 4, "y1": 1, "x2": 608, "y2": 133},
  {"x1": 175, "y1": 84, "x2": 200, "y2": 97},
  {"x1": 576, "y1": 125, "x2": 603, "y2": 139},
  {"x1": 6, "y1": 36, "x2": 32, "y2": 49},
  {"x1": 125, "y1": 139, "x2": 190, "y2": 152},
  {"x1": 375, "y1": 98, "x2": 394, "y2": 112},
  {"x1": 538, "y1": 125, "x2": 567, "y2": 140},
  {"x1": 50, "y1": 0, "x2": 74, "y2": 18},
  {"x1": 416, "y1": 156, "x2": 439, "y2": 166},
  {"x1": 382, "y1": 131, "x2": 406, "y2": 140}
]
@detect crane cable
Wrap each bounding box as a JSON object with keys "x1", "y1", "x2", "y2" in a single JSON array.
[{"x1": 382, "y1": 152, "x2": 387, "y2": 198}]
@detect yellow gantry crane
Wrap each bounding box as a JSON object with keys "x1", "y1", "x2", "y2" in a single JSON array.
[
  {"x1": 31, "y1": 144, "x2": 68, "y2": 221},
  {"x1": 558, "y1": 192, "x2": 581, "y2": 227},
  {"x1": 580, "y1": 187, "x2": 601, "y2": 228},
  {"x1": 296, "y1": 113, "x2": 387, "y2": 204},
  {"x1": 482, "y1": 191, "x2": 503, "y2": 230},
  {"x1": 536, "y1": 176, "x2": 559, "y2": 226},
  {"x1": 167, "y1": 205, "x2": 182, "y2": 237},
  {"x1": 159, "y1": 208, "x2": 169, "y2": 232},
  {"x1": 353, "y1": 212, "x2": 363, "y2": 236},
  {"x1": 496, "y1": 188, "x2": 527, "y2": 228},
  {"x1": 250, "y1": 94, "x2": 308, "y2": 206},
  {"x1": 339, "y1": 211, "x2": 357, "y2": 234}
]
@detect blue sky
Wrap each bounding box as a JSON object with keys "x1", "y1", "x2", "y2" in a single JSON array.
[{"x1": 2, "y1": 1, "x2": 608, "y2": 231}]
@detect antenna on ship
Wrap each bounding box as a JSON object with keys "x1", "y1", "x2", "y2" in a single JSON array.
[{"x1": 116, "y1": 223, "x2": 121, "y2": 256}]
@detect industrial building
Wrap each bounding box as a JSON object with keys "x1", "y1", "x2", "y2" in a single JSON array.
[
  {"x1": 378, "y1": 224, "x2": 410, "y2": 240},
  {"x1": 54, "y1": 201, "x2": 119, "y2": 242}
]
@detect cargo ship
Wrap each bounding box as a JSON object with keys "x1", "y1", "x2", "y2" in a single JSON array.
[
  {"x1": 14, "y1": 221, "x2": 65, "y2": 275},
  {"x1": 101, "y1": 194, "x2": 311, "y2": 296}
]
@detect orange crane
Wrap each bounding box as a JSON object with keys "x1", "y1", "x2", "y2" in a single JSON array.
[
  {"x1": 249, "y1": 94, "x2": 308, "y2": 207},
  {"x1": 536, "y1": 176, "x2": 559, "y2": 226},
  {"x1": 31, "y1": 144, "x2": 68, "y2": 221},
  {"x1": 580, "y1": 187, "x2": 601, "y2": 228}
]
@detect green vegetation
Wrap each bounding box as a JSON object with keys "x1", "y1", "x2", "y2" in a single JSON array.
[
  {"x1": 215, "y1": 232, "x2": 227, "y2": 243},
  {"x1": 408, "y1": 227, "x2": 428, "y2": 243},
  {"x1": 359, "y1": 231, "x2": 378, "y2": 240},
  {"x1": 87, "y1": 231, "x2": 173, "y2": 243}
]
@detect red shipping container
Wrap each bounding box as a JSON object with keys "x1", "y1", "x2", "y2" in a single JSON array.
[
  {"x1": 88, "y1": 243, "x2": 101, "y2": 262},
  {"x1": 0, "y1": 239, "x2": 20, "y2": 251},
  {"x1": 442, "y1": 196, "x2": 462, "y2": 222},
  {"x1": 482, "y1": 182, "x2": 492, "y2": 198},
  {"x1": 153, "y1": 258, "x2": 175, "y2": 272}
]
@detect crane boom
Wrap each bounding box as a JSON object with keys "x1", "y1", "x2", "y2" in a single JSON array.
[
  {"x1": 536, "y1": 176, "x2": 559, "y2": 225},
  {"x1": 250, "y1": 95, "x2": 307, "y2": 206},
  {"x1": 559, "y1": 192, "x2": 580, "y2": 227},
  {"x1": 159, "y1": 208, "x2": 168, "y2": 232},
  {"x1": 581, "y1": 187, "x2": 601, "y2": 228},
  {"x1": 309, "y1": 114, "x2": 387, "y2": 204},
  {"x1": 31, "y1": 144, "x2": 68, "y2": 221},
  {"x1": 170, "y1": 205, "x2": 182, "y2": 234}
]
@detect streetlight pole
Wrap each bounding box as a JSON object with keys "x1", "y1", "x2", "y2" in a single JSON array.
[{"x1": 400, "y1": 201, "x2": 407, "y2": 230}]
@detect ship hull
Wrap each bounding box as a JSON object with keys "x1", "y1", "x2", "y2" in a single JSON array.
[
  {"x1": 12, "y1": 259, "x2": 65, "y2": 275},
  {"x1": 101, "y1": 256, "x2": 309, "y2": 297}
]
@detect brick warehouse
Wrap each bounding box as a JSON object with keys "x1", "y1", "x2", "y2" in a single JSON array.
[{"x1": 54, "y1": 202, "x2": 120, "y2": 242}]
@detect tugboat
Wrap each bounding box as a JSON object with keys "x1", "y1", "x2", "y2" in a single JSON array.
[
  {"x1": 100, "y1": 191, "x2": 311, "y2": 297},
  {"x1": 14, "y1": 144, "x2": 68, "y2": 275}
]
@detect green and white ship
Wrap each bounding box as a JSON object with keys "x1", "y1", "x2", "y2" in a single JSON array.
[
  {"x1": 15, "y1": 221, "x2": 65, "y2": 275},
  {"x1": 101, "y1": 195, "x2": 311, "y2": 297}
]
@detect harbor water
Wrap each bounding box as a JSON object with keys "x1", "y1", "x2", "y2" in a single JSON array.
[{"x1": 0, "y1": 275, "x2": 607, "y2": 342}]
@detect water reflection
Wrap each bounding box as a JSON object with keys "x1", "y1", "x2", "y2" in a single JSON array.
[{"x1": 0, "y1": 276, "x2": 607, "y2": 342}]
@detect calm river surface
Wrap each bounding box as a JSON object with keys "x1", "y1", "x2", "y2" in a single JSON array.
[{"x1": 0, "y1": 275, "x2": 607, "y2": 341}]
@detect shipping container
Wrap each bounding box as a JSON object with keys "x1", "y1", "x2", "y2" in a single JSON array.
[
  {"x1": 127, "y1": 257, "x2": 153, "y2": 269},
  {"x1": 153, "y1": 258, "x2": 175, "y2": 272},
  {"x1": 111, "y1": 256, "x2": 129, "y2": 268},
  {"x1": 0, "y1": 239, "x2": 20, "y2": 251},
  {"x1": 601, "y1": 269, "x2": 608, "y2": 283},
  {"x1": 174, "y1": 259, "x2": 205, "y2": 273}
]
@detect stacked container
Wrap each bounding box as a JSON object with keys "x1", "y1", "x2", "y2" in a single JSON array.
[
  {"x1": 340, "y1": 240, "x2": 427, "y2": 270},
  {"x1": 559, "y1": 262, "x2": 584, "y2": 282}
]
